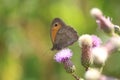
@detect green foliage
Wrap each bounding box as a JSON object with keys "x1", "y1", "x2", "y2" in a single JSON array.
[{"x1": 0, "y1": 0, "x2": 120, "y2": 80}]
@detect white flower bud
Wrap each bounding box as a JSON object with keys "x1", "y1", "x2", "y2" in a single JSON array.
[
  {"x1": 78, "y1": 34, "x2": 92, "y2": 47},
  {"x1": 85, "y1": 68, "x2": 101, "y2": 80},
  {"x1": 90, "y1": 8, "x2": 103, "y2": 18},
  {"x1": 92, "y1": 47, "x2": 108, "y2": 65}
]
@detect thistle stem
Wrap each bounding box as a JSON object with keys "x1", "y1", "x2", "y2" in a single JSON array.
[{"x1": 71, "y1": 73, "x2": 82, "y2": 80}]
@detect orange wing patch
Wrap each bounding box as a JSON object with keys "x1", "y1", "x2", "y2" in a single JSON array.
[{"x1": 51, "y1": 24, "x2": 62, "y2": 43}]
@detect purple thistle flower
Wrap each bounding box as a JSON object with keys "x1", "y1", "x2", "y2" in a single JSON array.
[
  {"x1": 54, "y1": 48, "x2": 73, "y2": 63},
  {"x1": 91, "y1": 35, "x2": 102, "y2": 48},
  {"x1": 54, "y1": 48, "x2": 75, "y2": 73}
]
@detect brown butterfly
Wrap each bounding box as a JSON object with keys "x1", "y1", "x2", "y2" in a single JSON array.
[{"x1": 50, "y1": 18, "x2": 78, "y2": 50}]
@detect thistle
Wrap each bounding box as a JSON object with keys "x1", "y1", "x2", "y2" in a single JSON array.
[
  {"x1": 54, "y1": 48, "x2": 76, "y2": 73},
  {"x1": 78, "y1": 34, "x2": 102, "y2": 71},
  {"x1": 90, "y1": 8, "x2": 118, "y2": 36},
  {"x1": 78, "y1": 35, "x2": 93, "y2": 71}
]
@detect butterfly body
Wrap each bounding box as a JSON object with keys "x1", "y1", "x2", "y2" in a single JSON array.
[{"x1": 50, "y1": 18, "x2": 78, "y2": 50}]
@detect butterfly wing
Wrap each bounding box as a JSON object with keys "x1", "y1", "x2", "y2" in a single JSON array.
[{"x1": 51, "y1": 26, "x2": 78, "y2": 50}]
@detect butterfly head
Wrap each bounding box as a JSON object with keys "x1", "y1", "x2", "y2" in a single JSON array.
[
  {"x1": 51, "y1": 18, "x2": 66, "y2": 28},
  {"x1": 51, "y1": 18, "x2": 66, "y2": 44}
]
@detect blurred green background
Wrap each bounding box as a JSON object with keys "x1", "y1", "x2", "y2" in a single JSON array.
[{"x1": 0, "y1": 0, "x2": 120, "y2": 80}]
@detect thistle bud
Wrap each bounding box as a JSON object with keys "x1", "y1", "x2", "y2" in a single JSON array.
[
  {"x1": 90, "y1": 8, "x2": 115, "y2": 36},
  {"x1": 63, "y1": 59, "x2": 76, "y2": 73},
  {"x1": 92, "y1": 47, "x2": 108, "y2": 67},
  {"x1": 90, "y1": 8, "x2": 103, "y2": 18},
  {"x1": 78, "y1": 34, "x2": 93, "y2": 71},
  {"x1": 79, "y1": 34, "x2": 102, "y2": 70},
  {"x1": 85, "y1": 68, "x2": 101, "y2": 80}
]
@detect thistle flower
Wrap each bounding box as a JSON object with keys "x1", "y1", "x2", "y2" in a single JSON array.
[
  {"x1": 90, "y1": 8, "x2": 116, "y2": 36},
  {"x1": 79, "y1": 34, "x2": 102, "y2": 70},
  {"x1": 78, "y1": 34, "x2": 93, "y2": 71},
  {"x1": 54, "y1": 48, "x2": 76, "y2": 73},
  {"x1": 91, "y1": 35, "x2": 106, "y2": 66},
  {"x1": 54, "y1": 48, "x2": 72, "y2": 63},
  {"x1": 91, "y1": 35, "x2": 102, "y2": 48},
  {"x1": 91, "y1": 35, "x2": 120, "y2": 68}
]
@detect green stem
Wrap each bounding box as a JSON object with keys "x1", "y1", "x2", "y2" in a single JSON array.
[{"x1": 71, "y1": 73, "x2": 84, "y2": 80}]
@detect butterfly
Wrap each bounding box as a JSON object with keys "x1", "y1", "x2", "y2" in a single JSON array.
[{"x1": 50, "y1": 18, "x2": 78, "y2": 50}]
